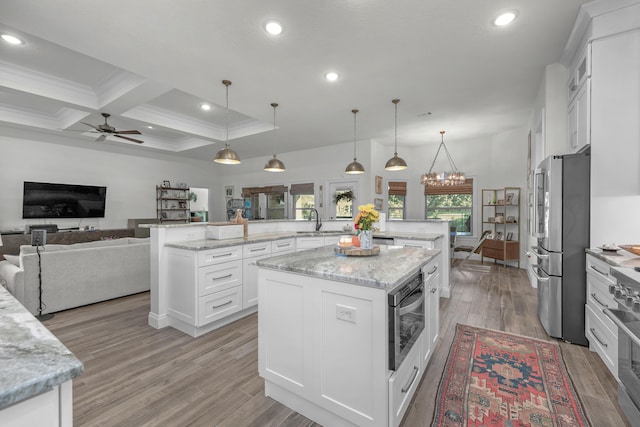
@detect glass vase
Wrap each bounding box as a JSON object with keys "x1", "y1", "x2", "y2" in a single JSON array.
[{"x1": 359, "y1": 230, "x2": 373, "y2": 249}]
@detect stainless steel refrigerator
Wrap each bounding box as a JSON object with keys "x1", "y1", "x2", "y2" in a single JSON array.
[{"x1": 530, "y1": 150, "x2": 590, "y2": 346}]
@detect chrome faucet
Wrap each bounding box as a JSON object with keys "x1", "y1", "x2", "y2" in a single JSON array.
[{"x1": 310, "y1": 208, "x2": 322, "y2": 231}]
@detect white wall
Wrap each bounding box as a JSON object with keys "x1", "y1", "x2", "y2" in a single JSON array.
[{"x1": 0, "y1": 130, "x2": 219, "y2": 231}]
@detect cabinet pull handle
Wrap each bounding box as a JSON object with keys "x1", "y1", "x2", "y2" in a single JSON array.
[
  {"x1": 212, "y1": 299, "x2": 233, "y2": 309},
  {"x1": 405, "y1": 244, "x2": 421, "y2": 248},
  {"x1": 212, "y1": 252, "x2": 233, "y2": 258},
  {"x1": 277, "y1": 243, "x2": 290, "y2": 247},
  {"x1": 428, "y1": 265, "x2": 438, "y2": 275},
  {"x1": 401, "y1": 366, "x2": 420, "y2": 393},
  {"x1": 590, "y1": 293, "x2": 608, "y2": 308},
  {"x1": 250, "y1": 247, "x2": 267, "y2": 252},
  {"x1": 212, "y1": 273, "x2": 233, "y2": 281},
  {"x1": 590, "y1": 265, "x2": 609, "y2": 277},
  {"x1": 589, "y1": 327, "x2": 608, "y2": 348}
]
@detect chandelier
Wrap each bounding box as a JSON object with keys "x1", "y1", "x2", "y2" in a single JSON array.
[{"x1": 420, "y1": 131, "x2": 465, "y2": 186}]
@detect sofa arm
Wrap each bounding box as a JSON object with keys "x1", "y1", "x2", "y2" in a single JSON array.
[{"x1": 0, "y1": 260, "x2": 25, "y2": 303}]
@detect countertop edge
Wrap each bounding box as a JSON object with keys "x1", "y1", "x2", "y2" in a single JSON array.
[{"x1": 586, "y1": 248, "x2": 640, "y2": 268}]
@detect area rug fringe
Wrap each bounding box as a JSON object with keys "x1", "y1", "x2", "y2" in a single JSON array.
[{"x1": 431, "y1": 323, "x2": 591, "y2": 426}]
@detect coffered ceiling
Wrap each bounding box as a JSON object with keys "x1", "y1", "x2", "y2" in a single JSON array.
[{"x1": 0, "y1": 1, "x2": 590, "y2": 161}]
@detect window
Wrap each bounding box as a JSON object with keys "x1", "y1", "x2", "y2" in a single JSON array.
[
  {"x1": 424, "y1": 178, "x2": 473, "y2": 234},
  {"x1": 387, "y1": 181, "x2": 406, "y2": 220},
  {"x1": 242, "y1": 185, "x2": 288, "y2": 220},
  {"x1": 290, "y1": 183, "x2": 315, "y2": 220},
  {"x1": 266, "y1": 192, "x2": 286, "y2": 219}
]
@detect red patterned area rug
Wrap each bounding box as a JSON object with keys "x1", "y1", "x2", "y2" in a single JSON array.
[{"x1": 432, "y1": 324, "x2": 589, "y2": 426}]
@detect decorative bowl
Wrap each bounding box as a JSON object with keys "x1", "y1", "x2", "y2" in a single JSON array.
[{"x1": 620, "y1": 245, "x2": 640, "y2": 256}]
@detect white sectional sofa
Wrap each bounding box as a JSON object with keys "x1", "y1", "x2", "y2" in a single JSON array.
[{"x1": 0, "y1": 238, "x2": 150, "y2": 315}]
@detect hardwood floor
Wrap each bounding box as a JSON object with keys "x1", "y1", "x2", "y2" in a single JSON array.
[{"x1": 43, "y1": 262, "x2": 630, "y2": 426}]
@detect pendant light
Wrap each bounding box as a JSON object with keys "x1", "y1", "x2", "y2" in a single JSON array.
[
  {"x1": 420, "y1": 131, "x2": 466, "y2": 186},
  {"x1": 345, "y1": 109, "x2": 365, "y2": 174},
  {"x1": 264, "y1": 102, "x2": 286, "y2": 172},
  {"x1": 385, "y1": 98, "x2": 407, "y2": 171},
  {"x1": 214, "y1": 80, "x2": 241, "y2": 164}
]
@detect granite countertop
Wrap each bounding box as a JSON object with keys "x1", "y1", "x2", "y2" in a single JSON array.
[
  {"x1": 166, "y1": 231, "x2": 443, "y2": 251},
  {"x1": 586, "y1": 248, "x2": 640, "y2": 269},
  {"x1": 256, "y1": 245, "x2": 440, "y2": 291},
  {"x1": 0, "y1": 287, "x2": 83, "y2": 410}
]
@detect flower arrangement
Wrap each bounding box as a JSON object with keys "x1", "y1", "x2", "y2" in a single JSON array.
[{"x1": 354, "y1": 203, "x2": 380, "y2": 231}]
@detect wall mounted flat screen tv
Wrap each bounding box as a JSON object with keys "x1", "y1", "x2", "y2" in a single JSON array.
[{"x1": 23, "y1": 181, "x2": 107, "y2": 219}]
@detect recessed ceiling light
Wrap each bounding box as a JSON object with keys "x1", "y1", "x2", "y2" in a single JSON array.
[
  {"x1": 1, "y1": 34, "x2": 24, "y2": 45},
  {"x1": 200, "y1": 103, "x2": 212, "y2": 111},
  {"x1": 147, "y1": 125, "x2": 153, "y2": 129},
  {"x1": 325, "y1": 72, "x2": 339, "y2": 82},
  {"x1": 265, "y1": 21, "x2": 283, "y2": 35},
  {"x1": 494, "y1": 11, "x2": 517, "y2": 26}
]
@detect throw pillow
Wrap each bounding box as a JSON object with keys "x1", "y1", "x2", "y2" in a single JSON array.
[{"x1": 4, "y1": 254, "x2": 20, "y2": 267}]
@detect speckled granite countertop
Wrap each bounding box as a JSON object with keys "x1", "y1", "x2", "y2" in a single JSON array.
[
  {"x1": 0, "y1": 286, "x2": 83, "y2": 410},
  {"x1": 165, "y1": 231, "x2": 442, "y2": 251},
  {"x1": 256, "y1": 245, "x2": 440, "y2": 290},
  {"x1": 586, "y1": 248, "x2": 640, "y2": 269}
]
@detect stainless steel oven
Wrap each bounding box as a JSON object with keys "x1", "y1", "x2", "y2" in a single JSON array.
[
  {"x1": 604, "y1": 267, "x2": 640, "y2": 427},
  {"x1": 388, "y1": 271, "x2": 424, "y2": 371}
]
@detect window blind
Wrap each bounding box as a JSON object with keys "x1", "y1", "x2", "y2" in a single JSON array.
[
  {"x1": 388, "y1": 181, "x2": 407, "y2": 196},
  {"x1": 289, "y1": 183, "x2": 314, "y2": 195}
]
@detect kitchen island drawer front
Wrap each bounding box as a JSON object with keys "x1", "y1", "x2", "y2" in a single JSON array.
[
  {"x1": 585, "y1": 304, "x2": 618, "y2": 379},
  {"x1": 296, "y1": 237, "x2": 326, "y2": 251},
  {"x1": 198, "y1": 287, "x2": 243, "y2": 326},
  {"x1": 586, "y1": 254, "x2": 614, "y2": 286},
  {"x1": 272, "y1": 238, "x2": 296, "y2": 254},
  {"x1": 198, "y1": 261, "x2": 243, "y2": 297},
  {"x1": 394, "y1": 238, "x2": 434, "y2": 249},
  {"x1": 389, "y1": 332, "x2": 423, "y2": 427},
  {"x1": 198, "y1": 246, "x2": 242, "y2": 266},
  {"x1": 243, "y1": 241, "x2": 272, "y2": 258}
]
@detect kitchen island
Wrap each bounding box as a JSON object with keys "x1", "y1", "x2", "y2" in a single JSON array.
[
  {"x1": 0, "y1": 285, "x2": 83, "y2": 426},
  {"x1": 256, "y1": 245, "x2": 440, "y2": 427}
]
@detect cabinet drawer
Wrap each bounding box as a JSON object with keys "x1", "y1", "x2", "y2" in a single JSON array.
[
  {"x1": 198, "y1": 246, "x2": 242, "y2": 266},
  {"x1": 585, "y1": 304, "x2": 618, "y2": 379},
  {"x1": 198, "y1": 260, "x2": 243, "y2": 297},
  {"x1": 586, "y1": 275, "x2": 617, "y2": 336},
  {"x1": 389, "y1": 333, "x2": 423, "y2": 427},
  {"x1": 198, "y1": 286, "x2": 243, "y2": 326},
  {"x1": 395, "y1": 239, "x2": 433, "y2": 249},
  {"x1": 296, "y1": 237, "x2": 325, "y2": 251},
  {"x1": 424, "y1": 259, "x2": 440, "y2": 288},
  {"x1": 586, "y1": 254, "x2": 614, "y2": 286},
  {"x1": 272, "y1": 238, "x2": 296, "y2": 254},
  {"x1": 482, "y1": 247, "x2": 503, "y2": 259},
  {"x1": 243, "y1": 241, "x2": 272, "y2": 258}
]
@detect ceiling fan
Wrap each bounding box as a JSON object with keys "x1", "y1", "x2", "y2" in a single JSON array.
[{"x1": 81, "y1": 113, "x2": 143, "y2": 144}]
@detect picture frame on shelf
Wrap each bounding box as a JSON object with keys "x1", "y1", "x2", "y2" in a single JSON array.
[
  {"x1": 375, "y1": 176, "x2": 383, "y2": 194},
  {"x1": 506, "y1": 232, "x2": 514, "y2": 241},
  {"x1": 496, "y1": 199, "x2": 504, "y2": 205},
  {"x1": 225, "y1": 186, "x2": 234, "y2": 198},
  {"x1": 161, "y1": 212, "x2": 168, "y2": 219},
  {"x1": 506, "y1": 193, "x2": 514, "y2": 204},
  {"x1": 374, "y1": 198, "x2": 383, "y2": 210},
  {"x1": 495, "y1": 231, "x2": 503, "y2": 240}
]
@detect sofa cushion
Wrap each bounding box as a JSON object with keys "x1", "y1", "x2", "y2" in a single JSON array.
[{"x1": 4, "y1": 254, "x2": 20, "y2": 267}]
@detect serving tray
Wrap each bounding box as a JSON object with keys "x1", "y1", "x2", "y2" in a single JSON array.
[{"x1": 334, "y1": 246, "x2": 380, "y2": 256}]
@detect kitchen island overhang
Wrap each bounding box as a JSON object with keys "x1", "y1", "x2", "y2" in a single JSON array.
[{"x1": 256, "y1": 245, "x2": 441, "y2": 427}]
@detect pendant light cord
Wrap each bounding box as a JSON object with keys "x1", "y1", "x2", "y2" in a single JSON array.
[
  {"x1": 352, "y1": 109, "x2": 358, "y2": 160},
  {"x1": 393, "y1": 99, "x2": 399, "y2": 155},
  {"x1": 224, "y1": 80, "x2": 230, "y2": 149},
  {"x1": 272, "y1": 103, "x2": 278, "y2": 156}
]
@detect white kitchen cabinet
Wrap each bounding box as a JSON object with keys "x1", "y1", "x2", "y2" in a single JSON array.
[
  {"x1": 166, "y1": 245, "x2": 247, "y2": 337},
  {"x1": 394, "y1": 238, "x2": 435, "y2": 249},
  {"x1": 422, "y1": 258, "x2": 440, "y2": 367},
  {"x1": 389, "y1": 333, "x2": 422, "y2": 427},
  {"x1": 242, "y1": 241, "x2": 272, "y2": 308},
  {"x1": 259, "y1": 268, "x2": 388, "y2": 427},
  {"x1": 296, "y1": 236, "x2": 338, "y2": 252},
  {"x1": 567, "y1": 78, "x2": 591, "y2": 154},
  {"x1": 271, "y1": 238, "x2": 296, "y2": 254},
  {"x1": 585, "y1": 254, "x2": 618, "y2": 378}
]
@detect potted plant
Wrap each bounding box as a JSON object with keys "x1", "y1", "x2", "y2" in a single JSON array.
[{"x1": 333, "y1": 190, "x2": 354, "y2": 204}]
